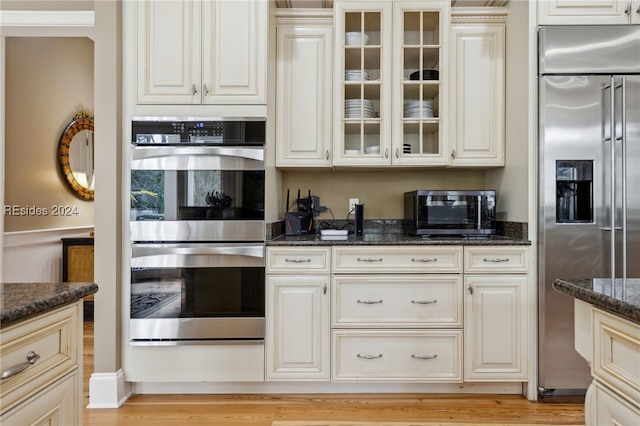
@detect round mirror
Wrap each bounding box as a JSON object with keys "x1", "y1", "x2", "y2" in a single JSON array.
[{"x1": 57, "y1": 111, "x2": 94, "y2": 201}]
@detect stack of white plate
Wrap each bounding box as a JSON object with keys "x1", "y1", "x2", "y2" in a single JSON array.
[
  {"x1": 345, "y1": 32, "x2": 370, "y2": 46},
  {"x1": 404, "y1": 100, "x2": 434, "y2": 118},
  {"x1": 345, "y1": 70, "x2": 370, "y2": 81},
  {"x1": 345, "y1": 99, "x2": 376, "y2": 119}
]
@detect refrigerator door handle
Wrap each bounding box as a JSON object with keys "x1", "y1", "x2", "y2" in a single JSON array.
[
  {"x1": 608, "y1": 76, "x2": 617, "y2": 282},
  {"x1": 620, "y1": 77, "x2": 627, "y2": 279}
]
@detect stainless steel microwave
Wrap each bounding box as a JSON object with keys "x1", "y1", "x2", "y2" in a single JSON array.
[{"x1": 404, "y1": 190, "x2": 496, "y2": 236}]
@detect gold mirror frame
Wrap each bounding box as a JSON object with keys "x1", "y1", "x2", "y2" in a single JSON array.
[{"x1": 57, "y1": 110, "x2": 95, "y2": 201}]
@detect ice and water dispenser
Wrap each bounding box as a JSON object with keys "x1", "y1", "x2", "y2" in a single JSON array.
[{"x1": 556, "y1": 160, "x2": 593, "y2": 223}]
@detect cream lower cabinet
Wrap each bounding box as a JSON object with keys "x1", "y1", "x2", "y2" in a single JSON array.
[
  {"x1": 584, "y1": 308, "x2": 640, "y2": 425},
  {"x1": 331, "y1": 246, "x2": 463, "y2": 382},
  {"x1": 463, "y1": 247, "x2": 529, "y2": 381},
  {"x1": 449, "y1": 13, "x2": 505, "y2": 167},
  {"x1": 0, "y1": 303, "x2": 82, "y2": 425},
  {"x1": 136, "y1": 0, "x2": 267, "y2": 105},
  {"x1": 266, "y1": 247, "x2": 331, "y2": 380},
  {"x1": 276, "y1": 10, "x2": 333, "y2": 168}
]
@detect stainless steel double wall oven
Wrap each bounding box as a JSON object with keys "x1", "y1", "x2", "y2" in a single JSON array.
[{"x1": 129, "y1": 118, "x2": 266, "y2": 344}]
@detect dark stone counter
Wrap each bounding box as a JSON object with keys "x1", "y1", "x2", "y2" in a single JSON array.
[
  {"x1": 0, "y1": 282, "x2": 98, "y2": 329},
  {"x1": 553, "y1": 278, "x2": 640, "y2": 324},
  {"x1": 267, "y1": 233, "x2": 531, "y2": 247}
]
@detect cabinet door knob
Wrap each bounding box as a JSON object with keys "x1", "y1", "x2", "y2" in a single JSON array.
[
  {"x1": 326, "y1": 150, "x2": 329, "y2": 160},
  {"x1": 385, "y1": 148, "x2": 389, "y2": 159},
  {"x1": 395, "y1": 148, "x2": 399, "y2": 158},
  {"x1": 624, "y1": 2, "x2": 631, "y2": 14},
  {"x1": 451, "y1": 149, "x2": 457, "y2": 159},
  {"x1": 203, "y1": 84, "x2": 209, "y2": 96},
  {"x1": 192, "y1": 84, "x2": 198, "y2": 96}
]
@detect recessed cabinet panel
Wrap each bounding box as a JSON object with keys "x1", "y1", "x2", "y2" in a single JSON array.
[
  {"x1": 449, "y1": 22, "x2": 505, "y2": 166},
  {"x1": 538, "y1": 0, "x2": 637, "y2": 25},
  {"x1": 464, "y1": 275, "x2": 528, "y2": 381},
  {"x1": 276, "y1": 16, "x2": 333, "y2": 167},
  {"x1": 202, "y1": 0, "x2": 267, "y2": 103},
  {"x1": 137, "y1": 0, "x2": 201, "y2": 104},
  {"x1": 136, "y1": 0, "x2": 266, "y2": 105}
]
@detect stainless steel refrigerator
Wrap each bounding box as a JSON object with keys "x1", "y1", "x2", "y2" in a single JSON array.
[{"x1": 538, "y1": 25, "x2": 640, "y2": 396}]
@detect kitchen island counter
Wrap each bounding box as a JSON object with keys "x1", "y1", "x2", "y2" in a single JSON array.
[
  {"x1": 552, "y1": 278, "x2": 640, "y2": 324},
  {"x1": 0, "y1": 282, "x2": 98, "y2": 329}
]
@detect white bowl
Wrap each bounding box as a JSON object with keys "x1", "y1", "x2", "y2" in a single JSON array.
[
  {"x1": 344, "y1": 149, "x2": 361, "y2": 155},
  {"x1": 345, "y1": 32, "x2": 369, "y2": 46},
  {"x1": 365, "y1": 146, "x2": 380, "y2": 154}
]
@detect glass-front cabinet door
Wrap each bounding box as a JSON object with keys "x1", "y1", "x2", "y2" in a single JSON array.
[
  {"x1": 334, "y1": 1, "x2": 392, "y2": 166},
  {"x1": 392, "y1": 1, "x2": 449, "y2": 166},
  {"x1": 334, "y1": 0, "x2": 449, "y2": 167}
]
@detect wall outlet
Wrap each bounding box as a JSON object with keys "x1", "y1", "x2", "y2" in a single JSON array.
[{"x1": 349, "y1": 198, "x2": 359, "y2": 212}]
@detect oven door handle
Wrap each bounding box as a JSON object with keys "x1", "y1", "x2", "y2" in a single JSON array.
[
  {"x1": 131, "y1": 244, "x2": 265, "y2": 268},
  {"x1": 131, "y1": 146, "x2": 265, "y2": 163}
]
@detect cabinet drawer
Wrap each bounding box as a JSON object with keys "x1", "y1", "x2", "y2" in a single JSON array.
[
  {"x1": 332, "y1": 275, "x2": 462, "y2": 328},
  {"x1": 267, "y1": 247, "x2": 331, "y2": 273},
  {"x1": 0, "y1": 371, "x2": 78, "y2": 426},
  {"x1": 0, "y1": 303, "x2": 80, "y2": 413},
  {"x1": 592, "y1": 309, "x2": 640, "y2": 406},
  {"x1": 332, "y1": 330, "x2": 462, "y2": 382},
  {"x1": 333, "y1": 246, "x2": 462, "y2": 274},
  {"x1": 464, "y1": 246, "x2": 529, "y2": 273}
]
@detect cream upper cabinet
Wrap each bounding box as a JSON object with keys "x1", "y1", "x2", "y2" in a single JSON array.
[
  {"x1": 391, "y1": 1, "x2": 451, "y2": 167},
  {"x1": 276, "y1": 11, "x2": 334, "y2": 168},
  {"x1": 538, "y1": 0, "x2": 640, "y2": 25},
  {"x1": 136, "y1": 0, "x2": 267, "y2": 105},
  {"x1": 333, "y1": 1, "x2": 450, "y2": 167},
  {"x1": 449, "y1": 15, "x2": 505, "y2": 167}
]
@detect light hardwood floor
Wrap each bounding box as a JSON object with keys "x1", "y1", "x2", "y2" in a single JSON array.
[{"x1": 82, "y1": 320, "x2": 585, "y2": 426}]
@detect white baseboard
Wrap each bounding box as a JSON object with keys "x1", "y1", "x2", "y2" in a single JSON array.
[{"x1": 86, "y1": 369, "x2": 132, "y2": 409}]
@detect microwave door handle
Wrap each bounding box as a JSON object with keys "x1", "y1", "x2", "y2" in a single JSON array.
[{"x1": 477, "y1": 195, "x2": 482, "y2": 230}]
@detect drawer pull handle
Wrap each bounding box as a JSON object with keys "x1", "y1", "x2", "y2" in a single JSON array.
[
  {"x1": 285, "y1": 258, "x2": 311, "y2": 263},
  {"x1": 357, "y1": 257, "x2": 383, "y2": 262},
  {"x1": 411, "y1": 299, "x2": 437, "y2": 304},
  {"x1": 357, "y1": 299, "x2": 383, "y2": 304},
  {"x1": 412, "y1": 258, "x2": 437, "y2": 263},
  {"x1": 483, "y1": 258, "x2": 510, "y2": 263},
  {"x1": 411, "y1": 354, "x2": 438, "y2": 360},
  {"x1": 1, "y1": 351, "x2": 40, "y2": 380},
  {"x1": 357, "y1": 353, "x2": 383, "y2": 359}
]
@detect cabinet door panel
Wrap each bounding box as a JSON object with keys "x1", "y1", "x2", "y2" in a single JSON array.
[
  {"x1": 202, "y1": 0, "x2": 267, "y2": 104},
  {"x1": 137, "y1": 0, "x2": 201, "y2": 104},
  {"x1": 464, "y1": 275, "x2": 528, "y2": 381},
  {"x1": 276, "y1": 24, "x2": 333, "y2": 167},
  {"x1": 266, "y1": 276, "x2": 330, "y2": 380},
  {"x1": 449, "y1": 23, "x2": 504, "y2": 166},
  {"x1": 538, "y1": 0, "x2": 632, "y2": 25}
]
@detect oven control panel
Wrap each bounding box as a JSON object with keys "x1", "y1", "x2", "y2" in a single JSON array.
[{"x1": 132, "y1": 119, "x2": 265, "y2": 145}]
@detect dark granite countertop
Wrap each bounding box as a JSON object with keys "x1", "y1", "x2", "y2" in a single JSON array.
[
  {"x1": 553, "y1": 278, "x2": 640, "y2": 324},
  {"x1": 0, "y1": 282, "x2": 98, "y2": 329},
  {"x1": 267, "y1": 233, "x2": 531, "y2": 246}
]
